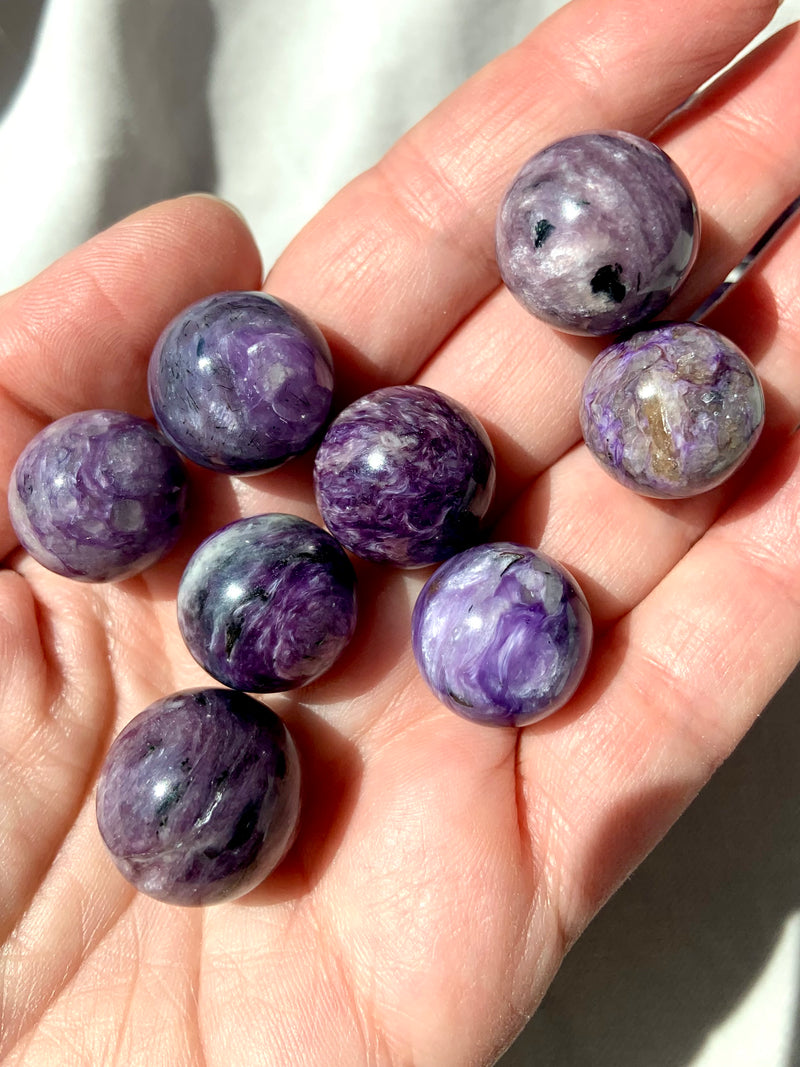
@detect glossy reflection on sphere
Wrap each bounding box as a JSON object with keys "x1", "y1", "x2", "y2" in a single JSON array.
[
  {"x1": 178, "y1": 514, "x2": 357, "y2": 692},
  {"x1": 580, "y1": 322, "x2": 764, "y2": 498},
  {"x1": 148, "y1": 291, "x2": 334, "y2": 474},
  {"x1": 96, "y1": 689, "x2": 301, "y2": 906},
  {"x1": 8, "y1": 409, "x2": 188, "y2": 581},
  {"x1": 496, "y1": 131, "x2": 699, "y2": 335},
  {"x1": 314, "y1": 385, "x2": 496, "y2": 567},
  {"x1": 412, "y1": 543, "x2": 593, "y2": 727}
]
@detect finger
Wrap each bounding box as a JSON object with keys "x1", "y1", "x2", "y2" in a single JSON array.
[
  {"x1": 0, "y1": 826, "x2": 200, "y2": 1064},
  {"x1": 418, "y1": 23, "x2": 800, "y2": 507},
  {"x1": 0, "y1": 554, "x2": 211, "y2": 1053},
  {"x1": 265, "y1": 0, "x2": 780, "y2": 392},
  {"x1": 0, "y1": 572, "x2": 114, "y2": 947},
  {"x1": 519, "y1": 425, "x2": 800, "y2": 943},
  {"x1": 0, "y1": 195, "x2": 262, "y2": 558}
]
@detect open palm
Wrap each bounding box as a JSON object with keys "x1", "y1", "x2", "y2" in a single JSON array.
[{"x1": 2, "y1": 0, "x2": 800, "y2": 1063}]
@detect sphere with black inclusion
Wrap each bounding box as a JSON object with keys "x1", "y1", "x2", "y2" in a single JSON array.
[
  {"x1": 496, "y1": 131, "x2": 699, "y2": 336},
  {"x1": 178, "y1": 514, "x2": 357, "y2": 692},
  {"x1": 96, "y1": 689, "x2": 301, "y2": 905},
  {"x1": 8, "y1": 409, "x2": 188, "y2": 581},
  {"x1": 148, "y1": 291, "x2": 334, "y2": 474},
  {"x1": 313, "y1": 385, "x2": 496, "y2": 567},
  {"x1": 412, "y1": 544, "x2": 593, "y2": 726},
  {"x1": 580, "y1": 322, "x2": 765, "y2": 498}
]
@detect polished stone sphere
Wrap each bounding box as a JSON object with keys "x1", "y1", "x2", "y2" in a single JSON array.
[
  {"x1": 412, "y1": 543, "x2": 593, "y2": 727},
  {"x1": 96, "y1": 688, "x2": 301, "y2": 906},
  {"x1": 8, "y1": 409, "x2": 188, "y2": 581},
  {"x1": 178, "y1": 513, "x2": 357, "y2": 692},
  {"x1": 313, "y1": 385, "x2": 495, "y2": 567},
  {"x1": 496, "y1": 131, "x2": 699, "y2": 335},
  {"x1": 148, "y1": 291, "x2": 334, "y2": 474},
  {"x1": 580, "y1": 322, "x2": 764, "y2": 498}
]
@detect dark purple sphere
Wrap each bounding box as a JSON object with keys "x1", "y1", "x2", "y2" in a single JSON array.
[
  {"x1": 8, "y1": 409, "x2": 188, "y2": 582},
  {"x1": 148, "y1": 291, "x2": 334, "y2": 474},
  {"x1": 412, "y1": 543, "x2": 593, "y2": 726},
  {"x1": 496, "y1": 131, "x2": 699, "y2": 336},
  {"x1": 96, "y1": 688, "x2": 301, "y2": 906},
  {"x1": 178, "y1": 513, "x2": 357, "y2": 692},
  {"x1": 313, "y1": 385, "x2": 496, "y2": 567},
  {"x1": 580, "y1": 322, "x2": 764, "y2": 498}
]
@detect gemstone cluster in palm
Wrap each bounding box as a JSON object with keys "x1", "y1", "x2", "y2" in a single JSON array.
[{"x1": 12, "y1": 126, "x2": 764, "y2": 907}]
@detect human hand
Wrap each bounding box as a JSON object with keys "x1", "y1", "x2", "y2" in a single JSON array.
[{"x1": 1, "y1": 0, "x2": 799, "y2": 1063}]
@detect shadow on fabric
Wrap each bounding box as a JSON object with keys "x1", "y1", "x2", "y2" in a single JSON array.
[
  {"x1": 0, "y1": 0, "x2": 48, "y2": 120},
  {"x1": 96, "y1": 0, "x2": 219, "y2": 230}
]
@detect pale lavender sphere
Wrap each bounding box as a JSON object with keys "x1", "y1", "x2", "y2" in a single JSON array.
[
  {"x1": 412, "y1": 543, "x2": 592, "y2": 727},
  {"x1": 496, "y1": 131, "x2": 699, "y2": 335},
  {"x1": 178, "y1": 514, "x2": 357, "y2": 693},
  {"x1": 580, "y1": 322, "x2": 764, "y2": 498},
  {"x1": 314, "y1": 385, "x2": 496, "y2": 567},
  {"x1": 8, "y1": 409, "x2": 188, "y2": 582},
  {"x1": 96, "y1": 688, "x2": 301, "y2": 906},
  {"x1": 148, "y1": 291, "x2": 334, "y2": 474}
]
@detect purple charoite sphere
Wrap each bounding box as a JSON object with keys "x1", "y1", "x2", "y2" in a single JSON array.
[
  {"x1": 148, "y1": 291, "x2": 334, "y2": 474},
  {"x1": 580, "y1": 322, "x2": 764, "y2": 498},
  {"x1": 412, "y1": 543, "x2": 592, "y2": 727},
  {"x1": 8, "y1": 409, "x2": 188, "y2": 582},
  {"x1": 314, "y1": 385, "x2": 496, "y2": 567},
  {"x1": 178, "y1": 513, "x2": 357, "y2": 692},
  {"x1": 96, "y1": 688, "x2": 301, "y2": 905},
  {"x1": 496, "y1": 131, "x2": 699, "y2": 335}
]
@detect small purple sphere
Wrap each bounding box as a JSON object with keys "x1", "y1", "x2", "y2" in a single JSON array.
[
  {"x1": 178, "y1": 513, "x2": 357, "y2": 692},
  {"x1": 496, "y1": 131, "x2": 699, "y2": 335},
  {"x1": 580, "y1": 322, "x2": 765, "y2": 498},
  {"x1": 412, "y1": 543, "x2": 592, "y2": 727},
  {"x1": 96, "y1": 688, "x2": 301, "y2": 906},
  {"x1": 8, "y1": 409, "x2": 188, "y2": 582},
  {"x1": 313, "y1": 385, "x2": 496, "y2": 567},
  {"x1": 148, "y1": 291, "x2": 334, "y2": 474}
]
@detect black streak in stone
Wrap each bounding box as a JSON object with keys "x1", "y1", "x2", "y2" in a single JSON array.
[
  {"x1": 448, "y1": 689, "x2": 473, "y2": 708},
  {"x1": 534, "y1": 219, "x2": 555, "y2": 248},
  {"x1": 156, "y1": 780, "x2": 188, "y2": 827},
  {"x1": 225, "y1": 618, "x2": 243, "y2": 657},
  {"x1": 591, "y1": 263, "x2": 626, "y2": 304},
  {"x1": 499, "y1": 552, "x2": 525, "y2": 575}
]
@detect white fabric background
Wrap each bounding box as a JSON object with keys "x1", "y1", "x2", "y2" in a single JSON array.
[
  {"x1": 0, "y1": 0, "x2": 570, "y2": 291},
  {"x1": 1, "y1": 1, "x2": 799, "y2": 1064}
]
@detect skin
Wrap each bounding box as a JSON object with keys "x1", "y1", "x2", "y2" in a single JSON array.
[{"x1": 0, "y1": 0, "x2": 799, "y2": 1063}]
